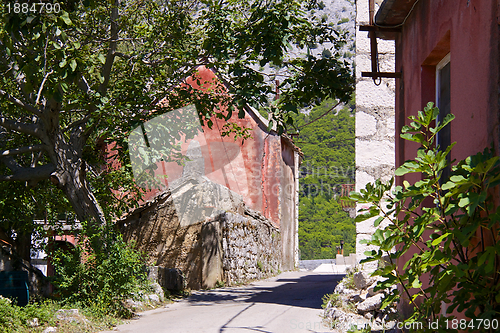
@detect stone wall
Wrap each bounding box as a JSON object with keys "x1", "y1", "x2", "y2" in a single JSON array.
[
  {"x1": 221, "y1": 210, "x2": 281, "y2": 285},
  {"x1": 355, "y1": 0, "x2": 395, "y2": 269},
  {"x1": 118, "y1": 177, "x2": 282, "y2": 290},
  {"x1": 118, "y1": 188, "x2": 206, "y2": 289}
]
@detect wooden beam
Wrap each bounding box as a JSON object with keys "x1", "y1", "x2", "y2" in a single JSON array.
[
  {"x1": 361, "y1": 72, "x2": 402, "y2": 79},
  {"x1": 359, "y1": 25, "x2": 401, "y2": 33}
]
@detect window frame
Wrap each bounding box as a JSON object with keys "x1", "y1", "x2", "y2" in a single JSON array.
[{"x1": 435, "y1": 53, "x2": 451, "y2": 150}]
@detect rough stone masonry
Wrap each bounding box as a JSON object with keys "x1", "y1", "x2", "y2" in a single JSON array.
[
  {"x1": 118, "y1": 176, "x2": 282, "y2": 290},
  {"x1": 355, "y1": 0, "x2": 396, "y2": 270}
]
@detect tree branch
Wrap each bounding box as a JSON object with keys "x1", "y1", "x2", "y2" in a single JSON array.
[
  {"x1": 31, "y1": 151, "x2": 43, "y2": 168},
  {"x1": 0, "y1": 155, "x2": 22, "y2": 172},
  {"x1": 63, "y1": 114, "x2": 91, "y2": 133},
  {"x1": 0, "y1": 145, "x2": 44, "y2": 156},
  {"x1": 0, "y1": 163, "x2": 55, "y2": 182},
  {"x1": 0, "y1": 117, "x2": 41, "y2": 137},
  {"x1": 77, "y1": 75, "x2": 93, "y2": 95},
  {"x1": 0, "y1": 89, "x2": 41, "y2": 117},
  {"x1": 35, "y1": 70, "x2": 53, "y2": 106},
  {"x1": 98, "y1": 0, "x2": 119, "y2": 95}
]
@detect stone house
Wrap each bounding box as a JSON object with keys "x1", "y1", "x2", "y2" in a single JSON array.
[{"x1": 117, "y1": 66, "x2": 302, "y2": 289}]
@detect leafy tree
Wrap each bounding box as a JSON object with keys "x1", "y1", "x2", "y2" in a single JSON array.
[
  {"x1": 0, "y1": 0, "x2": 353, "y2": 229},
  {"x1": 0, "y1": 178, "x2": 71, "y2": 260},
  {"x1": 294, "y1": 98, "x2": 355, "y2": 259},
  {"x1": 298, "y1": 195, "x2": 355, "y2": 259},
  {"x1": 295, "y1": 98, "x2": 355, "y2": 196}
]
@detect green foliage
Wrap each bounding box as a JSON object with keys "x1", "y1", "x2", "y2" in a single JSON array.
[
  {"x1": 50, "y1": 222, "x2": 148, "y2": 318},
  {"x1": 295, "y1": 98, "x2": 355, "y2": 190},
  {"x1": 299, "y1": 195, "x2": 355, "y2": 259},
  {"x1": 0, "y1": 177, "x2": 71, "y2": 258},
  {"x1": 342, "y1": 267, "x2": 358, "y2": 290},
  {"x1": 0, "y1": 0, "x2": 353, "y2": 235},
  {"x1": 295, "y1": 98, "x2": 355, "y2": 259},
  {"x1": 0, "y1": 297, "x2": 120, "y2": 333},
  {"x1": 0, "y1": 297, "x2": 56, "y2": 332},
  {"x1": 351, "y1": 102, "x2": 500, "y2": 332},
  {"x1": 256, "y1": 261, "x2": 264, "y2": 272},
  {"x1": 322, "y1": 292, "x2": 342, "y2": 309},
  {"x1": 215, "y1": 280, "x2": 225, "y2": 289},
  {"x1": 347, "y1": 325, "x2": 371, "y2": 333}
]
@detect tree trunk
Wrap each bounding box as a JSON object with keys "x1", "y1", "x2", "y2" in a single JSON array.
[
  {"x1": 15, "y1": 230, "x2": 32, "y2": 263},
  {"x1": 46, "y1": 122, "x2": 106, "y2": 227},
  {"x1": 52, "y1": 159, "x2": 107, "y2": 227}
]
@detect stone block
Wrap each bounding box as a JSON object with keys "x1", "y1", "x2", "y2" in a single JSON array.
[
  {"x1": 349, "y1": 253, "x2": 357, "y2": 266},
  {"x1": 355, "y1": 139, "x2": 395, "y2": 169},
  {"x1": 150, "y1": 282, "x2": 165, "y2": 301},
  {"x1": 355, "y1": 31, "x2": 395, "y2": 56},
  {"x1": 201, "y1": 220, "x2": 223, "y2": 289},
  {"x1": 356, "y1": 81, "x2": 395, "y2": 110},
  {"x1": 147, "y1": 266, "x2": 159, "y2": 282},
  {"x1": 355, "y1": 171, "x2": 375, "y2": 191},
  {"x1": 356, "y1": 112, "x2": 378, "y2": 137},
  {"x1": 354, "y1": 55, "x2": 373, "y2": 76},
  {"x1": 353, "y1": 271, "x2": 371, "y2": 289},
  {"x1": 357, "y1": 293, "x2": 383, "y2": 313},
  {"x1": 367, "y1": 281, "x2": 382, "y2": 297}
]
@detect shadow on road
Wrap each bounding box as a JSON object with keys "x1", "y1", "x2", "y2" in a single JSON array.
[{"x1": 186, "y1": 273, "x2": 346, "y2": 310}]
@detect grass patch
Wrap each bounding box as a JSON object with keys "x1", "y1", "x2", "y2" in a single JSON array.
[
  {"x1": 342, "y1": 266, "x2": 359, "y2": 290},
  {"x1": 0, "y1": 296, "x2": 121, "y2": 333}
]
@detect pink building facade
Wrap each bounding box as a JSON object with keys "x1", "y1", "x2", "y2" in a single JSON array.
[
  {"x1": 373, "y1": 0, "x2": 500, "y2": 318},
  {"x1": 126, "y1": 66, "x2": 301, "y2": 271},
  {"x1": 376, "y1": 0, "x2": 500, "y2": 179}
]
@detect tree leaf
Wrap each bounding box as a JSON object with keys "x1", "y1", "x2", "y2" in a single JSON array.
[
  {"x1": 431, "y1": 233, "x2": 450, "y2": 246},
  {"x1": 60, "y1": 11, "x2": 72, "y2": 25}
]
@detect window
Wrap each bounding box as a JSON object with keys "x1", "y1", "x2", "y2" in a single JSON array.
[{"x1": 436, "y1": 53, "x2": 451, "y2": 182}]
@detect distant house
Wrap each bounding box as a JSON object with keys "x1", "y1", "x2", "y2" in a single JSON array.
[
  {"x1": 366, "y1": 0, "x2": 500, "y2": 318},
  {"x1": 117, "y1": 66, "x2": 302, "y2": 289}
]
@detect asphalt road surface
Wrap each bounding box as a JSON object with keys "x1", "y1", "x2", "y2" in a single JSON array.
[{"x1": 101, "y1": 271, "x2": 344, "y2": 333}]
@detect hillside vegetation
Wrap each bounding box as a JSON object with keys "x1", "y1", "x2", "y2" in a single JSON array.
[{"x1": 294, "y1": 99, "x2": 355, "y2": 260}]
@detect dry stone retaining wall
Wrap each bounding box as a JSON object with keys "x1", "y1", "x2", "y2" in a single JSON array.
[
  {"x1": 119, "y1": 178, "x2": 282, "y2": 290},
  {"x1": 221, "y1": 210, "x2": 281, "y2": 285}
]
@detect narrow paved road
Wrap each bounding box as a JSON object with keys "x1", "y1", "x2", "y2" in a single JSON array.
[{"x1": 101, "y1": 271, "x2": 343, "y2": 333}]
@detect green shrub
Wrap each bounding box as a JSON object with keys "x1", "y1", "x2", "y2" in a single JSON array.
[
  {"x1": 347, "y1": 325, "x2": 371, "y2": 333},
  {"x1": 351, "y1": 102, "x2": 500, "y2": 332},
  {"x1": 50, "y1": 222, "x2": 148, "y2": 318},
  {"x1": 0, "y1": 297, "x2": 57, "y2": 332},
  {"x1": 256, "y1": 261, "x2": 264, "y2": 271},
  {"x1": 322, "y1": 292, "x2": 342, "y2": 309},
  {"x1": 339, "y1": 266, "x2": 358, "y2": 290}
]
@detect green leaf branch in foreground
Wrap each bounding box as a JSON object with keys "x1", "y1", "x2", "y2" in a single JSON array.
[{"x1": 350, "y1": 102, "x2": 500, "y2": 332}]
